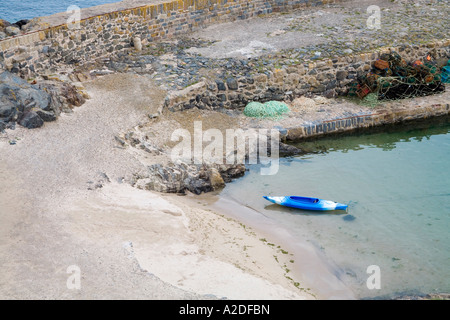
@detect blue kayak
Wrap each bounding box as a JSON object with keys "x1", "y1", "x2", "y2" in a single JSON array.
[{"x1": 263, "y1": 196, "x2": 348, "y2": 212}]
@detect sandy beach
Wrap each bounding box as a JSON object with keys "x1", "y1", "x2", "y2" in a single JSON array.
[{"x1": 0, "y1": 72, "x2": 352, "y2": 299}]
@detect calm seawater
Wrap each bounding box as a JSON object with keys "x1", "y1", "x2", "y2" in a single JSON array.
[
  {"x1": 0, "y1": 0, "x2": 120, "y2": 22},
  {"x1": 220, "y1": 117, "x2": 450, "y2": 299}
]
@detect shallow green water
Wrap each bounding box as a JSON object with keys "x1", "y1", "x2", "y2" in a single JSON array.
[{"x1": 220, "y1": 117, "x2": 450, "y2": 299}]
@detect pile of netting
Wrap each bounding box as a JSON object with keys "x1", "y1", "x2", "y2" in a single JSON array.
[
  {"x1": 243, "y1": 101, "x2": 290, "y2": 119},
  {"x1": 348, "y1": 51, "x2": 447, "y2": 101}
]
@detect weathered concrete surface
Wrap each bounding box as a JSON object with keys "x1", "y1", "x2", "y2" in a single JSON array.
[{"x1": 187, "y1": 0, "x2": 449, "y2": 59}]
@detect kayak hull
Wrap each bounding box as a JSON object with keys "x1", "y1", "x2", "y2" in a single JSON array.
[{"x1": 263, "y1": 196, "x2": 348, "y2": 211}]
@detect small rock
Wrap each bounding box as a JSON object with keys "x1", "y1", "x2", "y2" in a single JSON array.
[
  {"x1": 0, "y1": 102, "x2": 18, "y2": 122},
  {"x1": 114, "y1": 135, "x2": 126, "y2": 147},
  {"x1": 209, "y1": 168, "x2": 225, "y2": 190},
  {"x1": 269, "y1": 29, "x2": 286, "y2": 37},
  {"x1": 18, "y1": 111, "x2": 44, "y2": 129},
  {"x1": 0, "y1": 19, "x2": 11, "y2": 28},
  {"x1": 226, "y1": 78, "x2": 238, "y2": 90},
  {"x1": 336, "y1": 70, "x2": 348, "y2": 81},
  {"x1": 215, "y1": 80, "x2": 226, "y2": 91},
  {"x1": 5, "y1": 26, "x2": 21, "y2": 36},
  {"x1": 35, "y1": 109, "x2": 56, "y2": 122},
  {"x1": 279, "y1": 142, "x2": 303, "y2": 156},
  {"x1": 133, "y1": 37, "x2": 142, "y2": 51}
]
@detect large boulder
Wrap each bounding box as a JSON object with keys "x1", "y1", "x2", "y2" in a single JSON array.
[
  {"x1": 141, "y1": 162, "x2": 245, "y2": 194},
  {"x1": 0, "y1": 72, "x2": 52, "y2": 128},
  {"x1": 0, "y1": 71, "x2": 85, "y2": 130}
]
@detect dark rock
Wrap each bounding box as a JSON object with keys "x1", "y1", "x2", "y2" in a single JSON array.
[
  {"x1": 279, "y1": 142, "x2": 303, "y2": 156},
  {"x1": 226, "y1": 78, "x2": 238, "y2": 90},
  {"x1": 220, "y1": 164, "x2": 246, "y2": 182},
  {"x1": 12, "y1": 19, "x2": 30, "y2": 29},
  {"x1": 336, "y1": 70, "x2": 348, "y2": 81},
  {"x1": 19, "y1": 111, "x2": 44, "y2": 129},
  {"x1": 215, "y1": 80, "x2": 226, "y2": 91},
  {"x1": 0, "y1": 71, "x2": 85, "y2": 128},
  {"x1": 326, "y1": 80, "x2": 337, "y2": 90},
  {"x1": 207, "y1": 82, "x2": 217, "y2": 91},
  {"x1": 35, "y1": 109, "x2": 56, "y2": 122},
  {"x1": 0, "y1": 71, "x2": 52, "y2": 124},
  {"x1": 201, "y1": 96, "x2": 211, "y2": 105},
  {"x1": 0, "y1": 101, "x2": 18, "y2": 122},
  {"x1": 324, "y1": 89, "x2": 337, "y2": 99},
  {"x1": 312, "y1": 84, "x2": 326, "y2": 93}
]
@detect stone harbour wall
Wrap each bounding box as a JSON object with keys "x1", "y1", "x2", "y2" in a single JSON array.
[
  {"x1": 285, "y1": 102, "x2": 450, "y2": 140},
  {"x1": 164, "y1": 41, "x2": 450, "y2": 112},
  {"x1": 0, "y1": 0, "x2": 334, "y2": 78}
]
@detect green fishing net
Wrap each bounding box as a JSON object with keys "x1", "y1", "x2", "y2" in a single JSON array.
[
  {"x1": 243, "y1": 101, "x2": 290, "y2": 119},
  {"x1": 361, "y1": 93, "x2": 380, "y2": 108}
]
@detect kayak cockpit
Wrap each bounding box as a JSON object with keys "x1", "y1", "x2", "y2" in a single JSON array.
[{"x1": 290, "y1": 196, "x2": 320, "y2": 203}]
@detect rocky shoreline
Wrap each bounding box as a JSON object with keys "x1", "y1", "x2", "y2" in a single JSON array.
[{"x1": 0, "y1": 71, "x2": 87, "y2": 131}]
